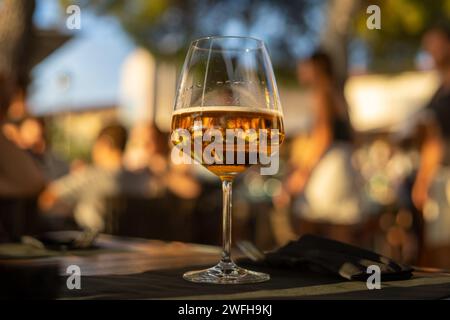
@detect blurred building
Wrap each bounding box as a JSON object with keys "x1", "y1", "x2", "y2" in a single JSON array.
[{"x1": 346, "y1": 71, "x2": 439, "y2": 132}]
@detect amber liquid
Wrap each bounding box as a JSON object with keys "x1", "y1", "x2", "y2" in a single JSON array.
[{"x1": 171, "y1": 106, "x2": 284, "y2": 179}]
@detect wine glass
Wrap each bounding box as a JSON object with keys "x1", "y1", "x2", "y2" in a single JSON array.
[{"x1": 171, "y1": 36, "x2": 284, "y2": 284}]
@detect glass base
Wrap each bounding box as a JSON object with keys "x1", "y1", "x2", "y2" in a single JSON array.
[{"x1": 183, "y1": 260, "x2": 270, "y2": 284}]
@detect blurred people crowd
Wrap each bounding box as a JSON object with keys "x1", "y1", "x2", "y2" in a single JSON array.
[
  {"x1": 270, "y1": 24, "x2": 450, "y2": 266},
  {"x1": 0, "y1": 93, "x2": 202, "y2": 240}
]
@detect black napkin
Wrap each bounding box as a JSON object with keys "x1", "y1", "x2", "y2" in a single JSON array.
[
  {"x1": 242, "y1": 234, "x2": 413, "y2": 281},
  {"x1": 35, "y1": 230, "x2": 98, "y2": 250}
]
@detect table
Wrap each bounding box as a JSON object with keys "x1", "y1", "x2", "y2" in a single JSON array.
[{"x1": 2, "y1": 235, "x2": 450, "y2": 300}]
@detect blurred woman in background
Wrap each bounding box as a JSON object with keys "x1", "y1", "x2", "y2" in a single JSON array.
[
  {"x1": 274, "y1": 51, "x2": 366, "y2": 244},
  {"x1": 413, "y1": 26, "x2": 450, "y2": 267}
]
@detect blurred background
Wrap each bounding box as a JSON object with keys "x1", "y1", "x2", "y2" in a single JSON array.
[{"x1": 1, "y1": 0, "x2": 450, "y2": 267}]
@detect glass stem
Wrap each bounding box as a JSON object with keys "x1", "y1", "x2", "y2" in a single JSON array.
[{"x1": 221, "y1": 179, "x2": 233, "y2": 264}]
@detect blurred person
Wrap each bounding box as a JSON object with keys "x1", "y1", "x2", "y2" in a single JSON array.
[
  {"x1": 166, "y1": 163, "x2": 202, "y2": 200},
  {"x1": 18, "y1": 117, "x2": 69, "y2": 181},
  {"x1": 1, "y1": 121, "x2": 21, "y2": 145},
  {"x1": 413, "y1": 26, "x2": 450, "y2": 210},
  {"x1": 412, "y1": 25, "x2": 450, "y2": 266},
  {"x1": 0, "y1": 75, "x2": 44, "y2": 198},
  {"x1": 120, "y1": 122, "x2": 200, "y2": 240},
  {"x1": 38, "y1": 123, "x2": 130, "y2": 234},
  {"x1": 274, "y1": 51, "x2": 366, "y2": 243},
  {"x1": 158, "y1": 124, "x2": 201, "y2": 199},
  {"x1": 123, "y1": 122, "x2": 168, "y2": 175},
  {"x1": 124, "y1": 122, "x2": 201, "y2": 200},
  {"x1": 120, "y1": 123, "x2": 169, "y2": 199},
  {"x1": 0, "y1": 74, "x2": 45, "y2": 241}
]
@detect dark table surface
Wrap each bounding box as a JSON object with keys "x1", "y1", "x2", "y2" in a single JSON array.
[{"x1": 2, "y1": 235, "x2": 450, "y2": 300}]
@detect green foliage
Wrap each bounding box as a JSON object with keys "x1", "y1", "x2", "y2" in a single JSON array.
[
  {"x1": 354, "y1": 0, "x2": 450, "y2": 72},
  {"x1": 59, "y1": 0, "x2": 450, "y2": 74},
  {"x1": 60, "y1": 0, "x2": 317, "y2": 72}
]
